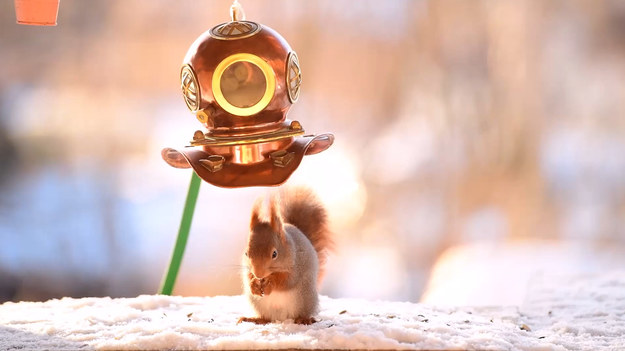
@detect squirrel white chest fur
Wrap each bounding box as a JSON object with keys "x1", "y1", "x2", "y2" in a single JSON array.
[{"x1": 253, "y1": 289, "x2": 300, "y2": 321}]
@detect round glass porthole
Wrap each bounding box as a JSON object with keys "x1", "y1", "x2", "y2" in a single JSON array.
[
  {"x1": 220, "y1": 61, "x2": 266, "y2": 108},
  {"x1": 212, "y1": 54, "x2": 276, "y2": 116},
  {"x1": 286, "y1": 52, "x2": 302, "y2": 103},
  {"x1": 180, "y1": 65, "x2": 200, "y2": 112}
]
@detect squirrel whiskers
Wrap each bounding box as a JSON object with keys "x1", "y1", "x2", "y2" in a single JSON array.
[{"x1": 238, "y1": 187, "x2": 333, "y2": 325}]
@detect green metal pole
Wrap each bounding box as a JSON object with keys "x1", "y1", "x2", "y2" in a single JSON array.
[{"x1": 159, "y1": 171, "x2": 202, "y2": 295}]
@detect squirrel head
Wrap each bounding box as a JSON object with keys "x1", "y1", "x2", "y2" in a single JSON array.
[{"x1": 245, "y1": 197, "x2": 291, "y2": 279}]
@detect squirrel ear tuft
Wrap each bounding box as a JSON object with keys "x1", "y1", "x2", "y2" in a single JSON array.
[
  {"x1": 269, "y1": 197, "x2": 284, "y2": 239},
  {"x1": 250, "y1": 198, "x2": 263, "y2": 229}
]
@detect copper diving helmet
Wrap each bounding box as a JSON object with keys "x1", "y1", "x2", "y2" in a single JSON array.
[{"x1": 162, "y1": 4, "x2": 334, "y2": 188}]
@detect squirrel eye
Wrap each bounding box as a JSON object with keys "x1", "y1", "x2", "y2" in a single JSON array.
[
  {"x1": 272, "y1": 250, "x2": 278, "y2": 259},
  {"x1": 245, "y1": 251, "x2": 248, "y2": 257}
]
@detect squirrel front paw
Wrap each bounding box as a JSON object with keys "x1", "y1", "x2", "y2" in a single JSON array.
[
  {"x1": 250, "y1": 278, "x2": 264, "y2": 296},
  {"x1": 249, "y1": 276, "x2": 277, "y2": 296},
  {"x1": 261, "y1": 277, "x2": 275, "y2": 295},
  {"x1": 294, "y1": 317, "x2": 317, "y2": 325},
  {"x1": 238, "y1": 316, "x2": 271, "y2": 325}
]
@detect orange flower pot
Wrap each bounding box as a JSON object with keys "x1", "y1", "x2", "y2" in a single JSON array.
[{"x1": 14, "y1": 0, "x2": 60, "y2": 26}]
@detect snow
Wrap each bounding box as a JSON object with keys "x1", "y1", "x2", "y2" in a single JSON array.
[
  {"x1": 520, "y1": 272, "x2": 625, "y2": 351},
  {"x1": 1, "y1": 271, "x2": 624, "y2": 350}
]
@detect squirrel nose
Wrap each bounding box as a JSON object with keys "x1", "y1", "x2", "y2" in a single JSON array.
[{"x1": 251, "y1": 268, "x2": 267, "y2": 280}]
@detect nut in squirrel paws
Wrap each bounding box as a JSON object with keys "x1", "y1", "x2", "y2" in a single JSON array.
[
  {"x1": 250, "y1": 277, "x2": 275, "y2": 297},
  {"x1": 250, "y1": 278, "x2": 264, "y2": 296},
  {"x1": 261, "y1": 277, "x2": 275, "y2": 295}
]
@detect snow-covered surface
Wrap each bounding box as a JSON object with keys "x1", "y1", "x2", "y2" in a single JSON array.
[
  {"x1": 1, "y1": 271, "x2": 624, "y2": 350},
  {"x1": 520, "y1": 272, "x2": 625, "y2": 351}
]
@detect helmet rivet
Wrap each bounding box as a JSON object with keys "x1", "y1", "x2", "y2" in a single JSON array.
[
  {"x1": 290, "y1": 120, "x2": 303, "y2": 131},
  {"x1": 193, "y1": 130, "x2": 205, "y2": 141}
]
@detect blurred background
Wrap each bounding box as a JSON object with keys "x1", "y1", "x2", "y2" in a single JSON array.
[{"x1": 2, "y1": 0, "x2": 625, "y2": 305}]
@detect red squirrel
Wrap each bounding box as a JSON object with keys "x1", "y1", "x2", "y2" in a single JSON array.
[{"x1": 238, "y1": 187, "x2": 332, "y2": 325}]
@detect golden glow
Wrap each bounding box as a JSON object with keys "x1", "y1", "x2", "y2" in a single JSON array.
[
  {"x1": 288, "y1": 142, "x2": 367, "y2": 228},
  {"x1": 212, "y1": 53, "x2": 275, "y2": 116}
]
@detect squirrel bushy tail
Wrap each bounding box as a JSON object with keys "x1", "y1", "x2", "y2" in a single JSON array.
[{"x1": 278, "y1": 187, "x2": 333, "y2": 280}]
